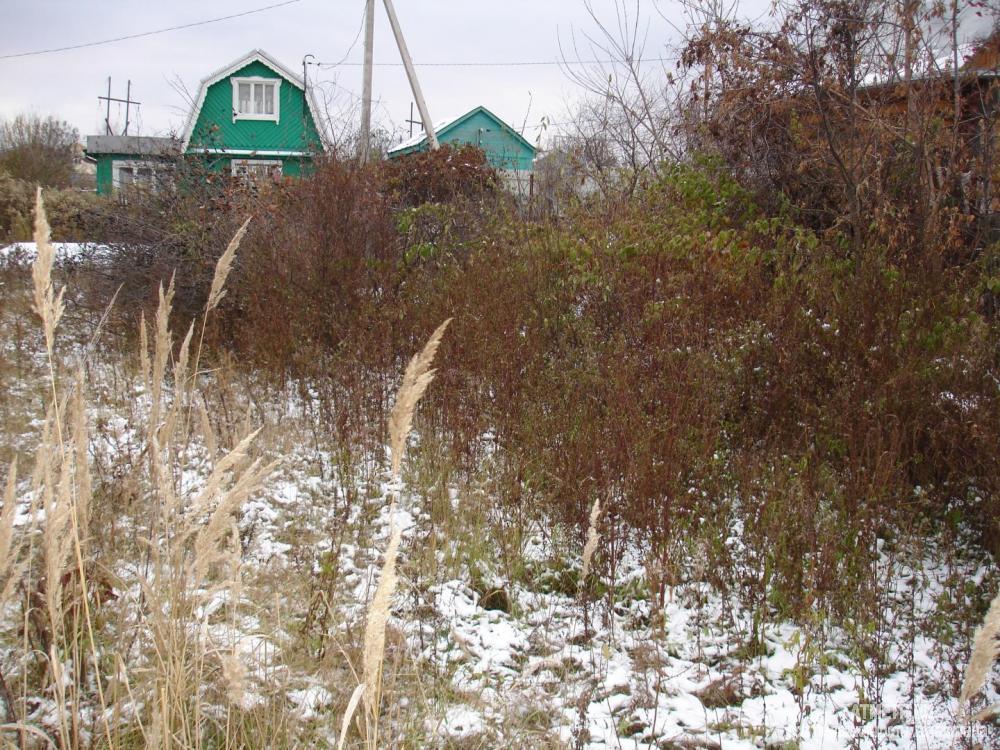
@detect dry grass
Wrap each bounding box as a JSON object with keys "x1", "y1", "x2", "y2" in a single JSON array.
[
  {"x1": 960, "y1": 588, "x2": 1000, "y2": 721},
  {"x1": 0, "y1": 194, "x2": 280, "y2": 748},
  {"x1": 580, "y1": 498, "x2": 601, "y2": 588},
  {"x1": 388, "y1": 318, "x2": 451, "y2": 479},
  {"x1": 337, "y1": 318, "x2": 452, "y2": 750},
  {"x1": 362, "y1": 522, "x2": 402, "y2": 748},
  {"x1": 0, "y1": 158, "x2": 997, "y2": 749}
]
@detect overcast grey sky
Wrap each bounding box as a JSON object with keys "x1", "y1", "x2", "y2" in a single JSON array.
[
  {"x1": 0, "y1": 0, "x2": 994, "y2": 149},
  {"x1": 0, "y1": 0, "x2": 751, "y2": 147}
]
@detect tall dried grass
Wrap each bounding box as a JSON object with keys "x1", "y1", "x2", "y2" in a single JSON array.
[
  {"x1": 0, "y1": 193, "x2": 276, "y2": 748},
  {"x1": 131, "y1": 220, "x2": 276, "y2": 749},
  {"x1": 340, "y1": 318, "x2": 451, "y2": 750},
  {"x1": 960, "y1": 588, "x2": 1000, "y2": 721},
  {"x1": 580, "y1": 498, "x2": 602, "y2": 587}
]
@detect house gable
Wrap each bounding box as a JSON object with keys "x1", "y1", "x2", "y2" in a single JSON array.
[
  {"x1": 182, "y1": 50, "x2": 325, "y2": 157},
  {"x1": 389, "y1": 106, "x2": 536, "y2": 171}
]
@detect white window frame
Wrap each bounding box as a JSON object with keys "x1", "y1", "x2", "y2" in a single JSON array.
[
  {"x1": 112, "y1": 159, "x2": 166, "y2": 192},
  {"x1": 231, "y1": 77, "x2": 281, "y2": 123},
  {"x1": 230, "y1": 158, "x2": 283, "y2": 184}
]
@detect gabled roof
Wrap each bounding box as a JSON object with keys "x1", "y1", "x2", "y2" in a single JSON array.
[
  {"x1": 387, "y1": 106, "x2": 536, "y2": 158},
  {"x1": 179, "y1": 48, "x2": 327, "y2": 152}
]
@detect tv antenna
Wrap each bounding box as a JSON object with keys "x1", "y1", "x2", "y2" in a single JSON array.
[
  {"x1": 405, "y1": 102, "x2": 423, "y2": 138},
  {"x1": 98, "y1": 78, "x2": 141, "y2": 135}
]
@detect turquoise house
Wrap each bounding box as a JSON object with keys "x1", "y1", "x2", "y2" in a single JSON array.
[
  {"x1": 87, "y1": 49, "x2": 326, "y2": 194},
  {"x1": 387, "y1": 106, "x2": 536, "y2": 194}
]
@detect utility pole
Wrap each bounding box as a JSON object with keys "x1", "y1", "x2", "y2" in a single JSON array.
[
  {"x1": 359, "y1": 0, "x2": 375, "y2": 162},
  {"x1": 98, "y1": 78, "x2": 141, "y2": 136},
  {"x1": 382, "y1": 0, "x2": 438, "y2": 149}
]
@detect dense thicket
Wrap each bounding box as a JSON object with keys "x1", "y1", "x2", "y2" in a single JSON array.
[
  {"x1": 66, "y1": 134, "x2": 999, "y2": 620},
  {"x1": 0, "y1": 114, "x2": 79, "y2": 188}
]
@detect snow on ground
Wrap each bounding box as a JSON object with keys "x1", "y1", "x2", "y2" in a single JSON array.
[
  {"x1": 0, "y1": 241, "x2": 114, "y2": 263},
  {"x1": 255, "y1": 440, "x2": 992, "y2": 749},
  {"x1": 1, "y1": 264, "x2": 997, "y2": 748}
]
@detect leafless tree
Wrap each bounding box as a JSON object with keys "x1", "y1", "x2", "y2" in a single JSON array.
[
  {"x1": 0, "y1": 114, "x2": 79, "y2": 188},
  {"x1": 559, "y1": 0, "x2": 692, "y2": 196}
]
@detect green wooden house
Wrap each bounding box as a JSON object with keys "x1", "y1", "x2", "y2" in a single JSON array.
[
  {"x1": 387, "y1": 106, "x2": 536, "y2": 195},
  {"x1": 85, "y1": 135, "x2": 180, "y2": 195},
  {"x1": 87, "y1": 49, "x2": 326, "y2": 194}
]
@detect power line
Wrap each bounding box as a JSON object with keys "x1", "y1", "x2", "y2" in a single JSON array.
[
  {"x1": 315, "y1": 56, "x2": 682, "y2": 69},
  {"x1": 0, "y1": 0, "x2": 303, "y2": 60},
  {"x1": 320, "y1": 4, "x2": 366, "y2": 71}
]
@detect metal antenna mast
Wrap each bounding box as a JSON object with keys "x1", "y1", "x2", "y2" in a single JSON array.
[
  {"x1": 98, "y1": 78, "x2": 141, "y2": 135},
  {"x1": 406, "y1": 102, "x2": 422, "y2": 137}
]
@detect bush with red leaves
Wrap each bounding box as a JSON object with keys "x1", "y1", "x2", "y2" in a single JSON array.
[{"x1": 381, "y1": 144, "x2": 498, "y2": 207}]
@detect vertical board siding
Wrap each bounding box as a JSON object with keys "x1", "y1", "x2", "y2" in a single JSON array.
[{"x1": 95, "y1": 157, "x2": 113, "y2": 194}]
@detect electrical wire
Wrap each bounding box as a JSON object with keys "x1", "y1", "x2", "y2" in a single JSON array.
[
  {"x1": 315, "y1": 56, "x2": 683, "y2": 69},
  {"x1": 323, "y1": 5, "x2": 366, "y2": 70},
  {"x1": 0, "y1": 0, "x2": 303, "y2": 60}
]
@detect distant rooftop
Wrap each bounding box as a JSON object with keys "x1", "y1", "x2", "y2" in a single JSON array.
[{"x1": 85, "y1": 135, "x2": 180, "y2": 157}]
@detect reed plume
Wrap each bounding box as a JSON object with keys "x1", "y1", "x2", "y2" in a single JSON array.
[
  {"x1": 580, "y1": 498, "x2": 602, "y2": 586},
  {"x1": 388, "y1": 318, "x2": 452, "y2": 479},
  {"x1": 352, "y1": 319, "x2": 451, "y2": 749},
  {"x1": 31, "y1": 188, "x2": 65, "y2": 357},
  {"x1": 207, "y1": 217, "x2": 251, "y2": 314},
  {"x1": 960, "y1": 587, "x2": 1000, "y2": 720},
  {"x1": 0, "y1": 460, "x2": 24, "y2": 604}
]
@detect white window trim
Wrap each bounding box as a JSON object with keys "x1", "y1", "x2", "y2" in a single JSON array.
[
  {"x1": 112, "y1": 159, "x2": 164, "y2": 191},
  {"x1": 231, "y1": 77, "x2": 282, "y2": 122}
]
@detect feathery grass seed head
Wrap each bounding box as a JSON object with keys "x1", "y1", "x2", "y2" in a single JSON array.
[
  {"x1": 388, "y1": 318, "x2": 452, "y2": 479},
  {"x1": 960, "y1": 587, "x2": 1000, "y2": 718},
  {"x1": 207, "y1": 217, "x2": 251, "y2": 313}
]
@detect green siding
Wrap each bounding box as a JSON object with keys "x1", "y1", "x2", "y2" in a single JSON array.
[
  {"x1": 92, "y1": 151, "x2": 310, "y2": 195},
  {"x1": 438, "y1": 110, "x2": 534, "y2": 170},
  {"x1": 93, "y1": 153, "x2": 174, "y2": 195},
  {"x1": 89, "y1": 53, "x2": 325, "y2": 194},
  {"x1": 391, "y1": 107, "x2": 536, "y2": 171},
  {"x1": 96, "y1": 156, "x2": 113, "y2": 194},
  {"x1": 186, "y1": 61, "x2": 322, "y2": 155}
]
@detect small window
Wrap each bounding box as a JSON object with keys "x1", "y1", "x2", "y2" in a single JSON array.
[
  {"x1": 232, "y1": 77, "x2": 281, "y2": 122},
  {"x1": 113, "y1": 160, "x2": 170, "y2": 193},
  {"x1": 136, "y1": 167, "x2": 154, "y2": 186}
]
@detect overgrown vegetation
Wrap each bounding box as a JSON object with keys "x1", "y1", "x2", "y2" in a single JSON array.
[
  {"x1": 1, "y1": 1, "x2": 1000, "y2": 746},
  {"x1": 91, "y1": 149, "x2": 996, "y2": 622}
]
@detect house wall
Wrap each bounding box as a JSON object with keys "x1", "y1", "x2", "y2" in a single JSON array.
[
  {"x1": 433, "y1": 110, "x2": 534, "y2": 171},
  {"x1": 185, "y1": 60, "x2": 323, "y2": 155},
  {"x1": 91, "y1": 152, "x2": 313, "y2": 194},
  {"x1": 93, "y1": 154, "x2": 175, "y2": 195},
  {"x1": 95, "y1": 156, "x2": 113, "y2": 195}
]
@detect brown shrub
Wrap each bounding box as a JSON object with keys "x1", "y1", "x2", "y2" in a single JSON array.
[{"x1": 381, "y1": 144, "x2": 498, "y2": 207}]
